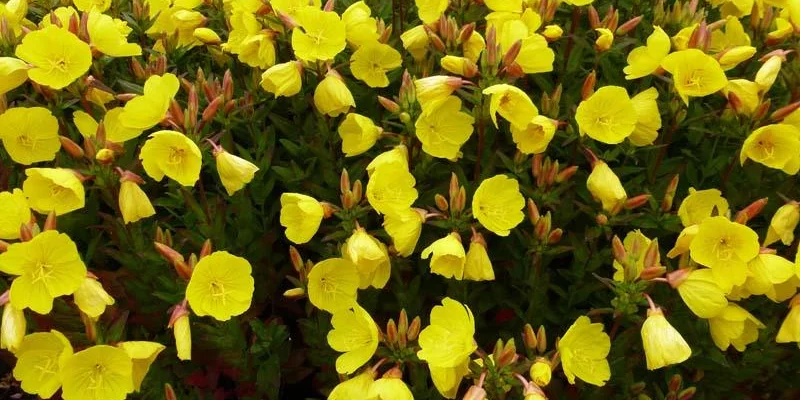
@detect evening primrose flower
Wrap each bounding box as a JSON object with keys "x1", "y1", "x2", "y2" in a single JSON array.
[
  {"x1": 101, "y1": 108, "x2": 145, "y2": 143},
  {"x1": 723, "y1": 79, "x2": 761, "y2": 115},
  {"x1": 400, "y1": 25, "x2": 430, "y2": 60},
  {"x1": 0, "y1": 303, "x2": 25, "y2": 353},
  {"x1": 118, "y1": 341, "x2": 166, "y2": 392},
  {"x1": 367, "y1": 145, "x2": 409, "y2": 175},
  {"x1": 350, "y1": 42, "x2": 402, "y2": 88},
  {"x1": 629, "y1": 88, "x2": 661, "y2": 146},
  {"x1": 641, "y1": 307, "x2": 691, "y2": 370},
  {"x1": 140, "y1": 130, "x2": 203, "y2": 186},
  {"x1": 430, "y1": 360, "x2": 469, "y2": 399},
  {"x1": 327, "y1": 304, "x2": 379, "y2": 374},
  {"x1": 776, "y1": 294, "x2": 800, "y2": 345},
  {"x1": 709, "y1": 304, "x2": 765, "y2": 352},
  {"x1": 586, "y1": 161, "x2": 627, "y2": 214},
  {"x1": 415, "y1": 96, "x2": 475, "y2": 159},
  {"x1": 415, "y1": 76, "x2": 464, "y2": 110},
  {"x1": 270, "y1": 0, "x2": 321, "y2": 19},
  {"x1": 0, "y1": 231, "x2": 87, "y2": 314},
  {"x1": 61, "y1": 345, "x2": 134, "y2": 400},
  {"x1": 87, "y1": 9, "x2": 142, "y2": 57},
  {"x1": 260, "y1": 61, "x2": 303, "y2": 97},
  {"x1": 74, "y1": 0, "x2": 111, "y2": 12},
  {"x1": 463, "y1": 31, "x2": 485, "y2": 63},
  {"x1": 421, "y1": 233, "x2": 466, "y2": 280},
  {"x1": 668, "y1": 268, "x2": 728, "y2": 318},
  {"x1": 314, "y1": 71, "x2": 356, "y2": 117},
  {"x1": 677, "y1": 188, "x2": 729, "y2": 227},
  {"x1": 342, "y1": 1, "x2": 379, "y2": 47},
  {"x1": 556, "y1": 316, "x2": 611, "y2": 386},
  {"x1": 689, "y1": 216, "x2": 759, "y2": 291},
  {"x1": 339, "y1": 113, "x2": 382, "y2": 157},
  {"x1": 73, "y1": 276, "x2": 115, "y2": 319},
  {"x1": 0, "y1": 189, "x2": 31, "y2": 240},
  {"x1": 756, "y1": 55, "x2": 783, "y2": 91},
  {"x1": 0, "y1": 57, "x2": 29, "y2": 95},
  {"x1": 594, "y1": 28, "x2": 614, "y2": 51},
  {"x1": 740, "y1": 124, "x2": 800, "y2": 175},
  {"x1": 515, "y1": 34, "x2": 556, "y2": 74},
  {"x1": 576, "y1": 86, "x2": 637, "y2": 144},
  {"x1": 0, "y1": 107, "x2": 61, "y2": 165},
  {"x1": 464, "y1": 237, "x2": 495, "y2": 281},
  {"x1": 472, "y1": 175, "x2": 525, "y2": 236},
  {"x1": 661, "y1": 49, "x2": 728, "y2": 105},
  {"x1": 120, "y1": 73, "x2": 180, "y2": 130},
  {"x1": 214, "y1": 149, "x2": 259, "y2": 196},
  {"x1": 717, "y1": 46, "x2": 757, "y2": 70},
  {"x1": 366, "y1": 163, "x2": 418, "y2": 216},
  {"x1": 280, "y1": 193, "x2": 325, "y2": 244},
  {"x1": 186, "y1": 251, "x2": 254, "y2": 321},
  {"x1": 671, "y1": 24, "x2": 697, "y2": 51},
  {"x1": 416, "y1": 0, "x2": 448, "y2": 23},
  {"x1": 624, "y1": 26, "x2": 669, "y2": 80},
  {"x1": 530, "y1": 358, "x2": 552, "y2": 387},
  {"x1": 23, "y1": 168, "x2": 85, "y2": 215},
  {"x1": 306, "y1": 258, "x2": 360, "y2": 313},
  {"x1": 383, "y1": 208, "x2": 424, "y2": 257},
  {"x1": 119, "y1": 173, "x2": 156, "y2": 224},
  {"x1": 441, "y1": 56, "x2": 477, "y2": 77},
  {"x1": 368, "y1": 375, "x2": 415, "y2": 400},
  {"x1": 483, "y1": 84, "x2": 539, "y2": 129},
  {"x1": 342, "y1": 228, "x2": 391, "y2": 289},
  {"x1": 765, "y1": 203, "x2": 800, "y2": 246},
  {"x1": 15, "y1": 26, "x2": 92, "y2": 89},
  {"x1": 292, "y1": 7, "x2": 346, "y2": 62},
  {"x1": 612, "y1": 230, "x2": 652, "y2": 281},
  {"x1": 740, "y1": 254, "x2": 796, "y2": 301},
  {"x1": 329, "y1": 371, "x2": 375, "y2": 400},
  {"x1": 510, "y1": 115, "x2": 557, "y2": 154},
  {"x1": 417, "y1": 297, "x2": 476, "y2": 367},
  {"x1": 173, "y1": 314, "x2": 192, "y2": 360},
  {"x1": 13, "y1": 330, "x2": 73, "y2": 398}
]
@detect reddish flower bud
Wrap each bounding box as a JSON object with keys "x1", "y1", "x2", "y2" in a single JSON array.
[{"x1": 616, "y1": 15, "x2": 643, "y2": 35}]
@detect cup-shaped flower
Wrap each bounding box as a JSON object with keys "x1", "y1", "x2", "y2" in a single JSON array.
[
  {"x1": 367, "y1": 145, "x2": 409, "y2": 175},
  {"x1": 0, "y1": 57, "x2": 29, "y2": 95},
  {"x1": 401, "y1": 25, "x2": 430, "y2": 60},
  {"x1": 119, "y1": 176, "x2": 156, "y2": 224},
  {"x1": 15, "y1": 26, "x2": 92, "y2": 89},
  {"x1": 661, "y1": 49, "x2": 728, "y2": 105},
  {"x1": 641, "y1": 308, "x2": 691, "y2": 370},
  {"x1": 586, "y1": 161, "x2": 627, "y2": 214},
  {"x1": 186, "y1": 251, "x2": 254, "y2": 321},
  {"x1": 414, "y1": 76, "x2": 464, "y2": 109},
  {"x1": 13, "y1": 330, "x2": 73, "y2": 399},
  {"x1": 73, "y1": 276, "x2": 115, "y2": 319},
  {"x1": 339, "y1": 113, "x2": 382, "y2": 157},
  {"x1": 0, "y1": 231, "x2": 87, "y2": 314},
  {"x1": 23, "y1": 168, "x2": 85, "y2": 215},
  {"x1": 483, "y1": 84, "x2": 539, "y2": 129},
  {"x1": 260, "y1": 61, "x2": 302, "y2": 97},
  {"x1": 280, "y1": 193, "x2": 325, "y2": 244},
  {"x1": 510, "y1": 115, "x2": 557, "y2": 154},
  {"x1": 350, "y1": 42, "x2": 402, "y2": 88},
  {"x1": 516, "y1": 34, "x2": 556, "y2": 74},
  {"x1": 671, "y1": 268, "x2": 728, "y2": 318},
  {"x1": 270, "y1": 0, "x2": 321, "y2": 18},
  {"x1": 472, "y1": 175, "x2": 525, "y2": 236},
  {"x1": 421, "y1": 233, "x2": 466, "y2": 280},
  {"x1": 0, "y1": 107, "x2": 61, "y2": 165},
  {"x1": 215, "y1": 149, "x2": 259, "y2": 195},
  {"x1": 342, "y1": 228, "x2": 391, "y2": 289},
  {"x1": 677, "y1": 188, "x2": 729, "y2": 227},
  {"x1": 0, "y1": 189, "x2": 31, "y2": 240},
  {"x1": 709, "y1": 304, "x2": 765, "y2": 352},
  {"x1": 417, "y1": 297, "x2": 476, "y2": 368},
  {"x1": 765, "y1": 203, "x2": 800, "y2": 246},
  {"x1": 383, "y1": 208, "x2": 424, "y2": 257},
  {"x1": 629, "y1": 88, "x2": 661, "y2": 146},
  {"x1": 0, "y1": 303, "x2": 25, "y2": 353},
  {"x1": 366, "y1": 163, "x2": 418, "y2": 216},
  {"x1": 740, "y1": 124, "x2": 800, "y2": 175},
  {"x1": 291, "y1": 7, "x2": 346, "y2": 62},
  {"x1": 556, "y1": 315, "x2": 611, "y2": 386},
  {"x1": 307, "y1": 258, "x2": 360, "y2": 313},
  {"x1": 61, "y1": 345, "x2": 134, "y2": 400},
  {"x1": 118, "y1": 341, "x2": 166, "y2": 391},
  {"x1": 464, "y1": 240, "x2": 495, "y2": 281},
  {"x1": 415, "y1": 96, "x2": 475, "y2": 159},
  {"x1": 689, "y1": 216, "x2": 759, "y2": 292},
  {"x1": 327, "y1": 304, "x2": 379, "y2": 374},
  {"x1": 119, "y1": 73, "x2": 180, "y2": 130},
  {"x1": 576, "y1": 86, "x2": 637, "y2": 144},
  {"x1": 74, "y1": 0, "x2": 111, "y2": 11},
  {"x1": 140, "y1": 130, "x2": 202, "y2": 186},
  {"x1": 314, "y1": 71, "x2": 356, "y2": 117},
  {"x1": 342, "y1": 1, "x2": 379, "y2": 47},
  {"x1": 87, "y1": 9, "x2": 142, "y2": 57}
]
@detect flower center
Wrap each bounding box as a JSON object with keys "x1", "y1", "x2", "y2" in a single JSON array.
[
  {"x1": 31, "y1": 262, "x2": 54, "y2": 284},
  {"x1": 168, "y1": 147, "x2": 185, "y2": 164},
  {"x1": 87, "y1": 363, "x2": 106, "y2": 391},
  {"x1": 50, "y1": 57, "x2": 69, "y2": 73},
  {"x1": 50, "y1": 185, "x2": 66, "y2": 197},
  {"x1": 685, "y1": 71, "x2": 703, "y2": 88},
  {"x1": 16, "y1": 134, "x2": 34, "y2": 149},
  {"x1": 312, "y1": 29, "x2": 327, "y2": 45},
  {"x1": 713, "y1": 237, "x2": 734, "y2": 261},
  {"x1": 210, "y1": 280, "x2": 227, "y2": 304},
  {"x1": 34, "y1": 358, "x2": 58, "y2": 380},
  {"x1": 755, "y1": 140, "x2": 775, "y2": 159}
]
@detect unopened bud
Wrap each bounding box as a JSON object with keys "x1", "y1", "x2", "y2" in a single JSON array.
[
  {"x1": 542, "y1": 24, "x2": 563, "y2": 41},
  {"x1": 222, "y1": 69, "x2": 234, "y2": 101},
  {"x1": 407, "y1": 316, "x2": 421, "y2": 341},
  {"x1": 527, "y1": 198, "x2": 540, "y2": 224},
  {"x1": 734, "y1": 197, "x2": 768, "y2": 224},
  {"x1": 435, "y1": 194, "x2": 449, "y2": 212},
  {"x1": 463, "y1": 385, "x2": 487, "y2": 400},
  {"x1": 352, "y1": 180, "x2": 363, "y2": 204},
  {"x1": 596, "y1": 213, "x2": 608, "y2": 225},
  {"x1": 523, "y1": 323, "x2": 537, "y2": 350},
  {"x1": 532, "y1": 153, "x2": 544, "y2": 177},
  {"x1": 283, "y1": 287, "x2": 305, "y2": 299},
  {"x1": 202, "y1": 96, "x2": 224, "y2": 122},
  {"x1": 547, "y1": 228, "x2": 563, "y2": 244},
  {"x1": 643, "y1": 239, "x2": 660, "y2": 268},
  {"x1": 43, "y1": 211, "x2": 57, "y2": 232},
  {"x1": 616, "y1": 15, "x2": 643, "y2": 35},
  {"x1": 497, "y1": 338, "x2": 517, "y2": 366},
  {"x1": 535, "y1": 212, "x2": 551, "y2": 241},
  {"x1": 503, "y1": 40, "x2": 522, "y2": 66},
  {"x1": 277, "y1": 11, "x2": 298, "y2": 29},
  {"x1": 536, "y1": 326, "x2": 546, "y2": 353},
  {"x1": 19, "y1": 223, "x2": 33, "y2": 242},
  {"x1": 753, "y1": 98, "x2": 772, "y2": 120},
  {"x1": 771, "y1": 101, "x2": 800, "y2": 121},
  {"x1": 340, "y1": 169, "x2": 351, "y2": 194},
  {"x1": 486, "y1": 25, "x2": 497, "y2": 65},
  {"x1": 678, "y1": 387, "x2": 697, "y2": 400},
  {"x1": 378, "y1": 96, "x2": 400, "y2": 113},
  {"x1": 289, "y1": 246, "x2": 304, "y2": 272},
  {"x1": 555, "y1": 165, "x2": 578, "y2": 183},
  {"x1": 582, "y1": 70, "x2": 596, "y2": 100},
  {"x1": 640, "y1": 265, "x2": 667, "y2": 281},
  {"x1": 630, "y1": 382, "x2": 647, "y2": 394},
  {"x1": 588, "y1": 6, "x2": 601, "y2": 29},
  {"x1": 386, "y1": 319, "x2": 398, "y2": 344},
  {"x1": 0, "y1": 240, "x2": 9, "y2": 253},
  {"x1": 612, "y1": 235, "x2": 627, "y2": 263},
  {"x1": 427, "y1": 29, "x2": 446, "y2": 52},
  {"x1": 625, "y1": 194, "x2": 651, "y2": 210},
  {"x1": 459, "y1": 23, "x2": 475, "y2": 43},
  {"x1": 154, "y1": 242, "x2": 191, "y2": 280},
  {"x1": 164, "y1": 383, "x2": 177, "y2": 400},
  {"x1": 668, "y1": 374, "x2": 683, "y2": 393},
  {"x1": 95, "y1": 148, "x2": 115, "y2": 164},
  {"x1": 661, "y1": 174, "x2": 679, "y2": 211},
  {"x1": 60, "y1": 136, "x2": 85, "y2": 159}
]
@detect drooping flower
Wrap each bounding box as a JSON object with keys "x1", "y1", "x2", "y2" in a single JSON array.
[
  {"x1": 740, "y1": 124, "x2": 800, "y2": 175},
  {"x1": 594, "y1": 28, "x2": 614, "y2": 51},
  {"x1": 668, "y1": 268, "x2": 728, "y2": 318},
  {"x1": 709, "y1": 304, "x2": 765, "y2": 352},
  {"x1": 0, "y1": 107, "x2": 61, "y2": 165},
  {"x1": 677, "y1": 188, "x2": 729, "y2": 227},
  {"x1": 140, "y1": 130, "x2": 203, "y2": 186},
  {"x1": 430, "y1": 360, "x2": 469, "y2": 399},
  {"x1": 624, "y1": 26, "x2": 670, "y2": 80},
  {"x1": 765, "y1": 203, "x2": 800, "y2": 246},
  {"x1": 280, "y1": 193, "x2": 325, "y2": 244},
  {"x1": 15, "y1": 26, "x2": 92, "y2": 89},
  {"x1": 314, "y1": 71, "x2": 356, "y2": 117},
  {"x1": 0, "y1": 303, "x2": 25, "y2": 353},
  {"x1": 586, "y1": 161, "x2": 627, "y2": 214},
  {"x1": 755, "y1": 55, "x2": 782, "y2": 91},
  {"x1": 119, "y1": 172, "x2": 156, "y2": 224},
  {"x1": 661, "y1": 49, "x2": 728, "y2": 105},
  {"x1": 338, "y1": 113, "x2": 382, "y2": 157},
  {"x1": 776, "y1": 294, "x2": 800, "y2": 345},
  {"x1": 342, "y1": 1, "x2": 379, "y2": 47},
  {"x1": 416, "y1": 0, "x2": 449, "y2": 23},
  {"x1": 400, "y1": 25, "x2": 430, "y2": 60},
  {"x1": 119, "y1": 73, "x2": 180, "y2": 130},
  {"x1": 557, "y1": 316, "x2": 611, "y2": 386},
  {"x1": 414, "y1": 76, "x2": 464, "y2": 109},
  {"x1": 306, "y1": 258, "x2": 360, "y2": 313},
  {"x1": 464, "y1": 237, "x2": 495, "y2": 281},
  {"x1": 421, "y1": 233, "x2": 466, "y2": 280},
  {"x1": 0, "y1": 231, "x2": 87, "y2": 314},
  {"x1": 23, "y1": 168, "x2": 85, "y2": 215},
  {"x1": 641, "y1": 307, "x2": 692, "y2": 370},
  {"x1": 118, "y1": 341, "x2": 166, "y2": 392},
  {"x1": 576, "y1": 86, "x2": 637, "y2": 144},
  {"x1": 383, "y1": 208, "x2": 424, "y2": 257},
  {"x1": 510, "y1": 116, "x2": 557, "y2": 154},
  {"x1": 260, "y1": 61, "x2": 303, "y2": 97},
  {"x1": 327, "y1": 304, "x2": 379, "y2": 374},
  {"x1": 186, "y1": 251, "x2": 255, "y2": 321},
  {"x1": 13, "y1": 330, "x2": 73, "y2": 398},
  {"x1": 73, "y1": 276, "x2": 115, "y2": 319},
  {"x1": 472, "y1": 175, "x2": 525, "y2": 236},
  {"x1": 0, "y1": 57, "x2": 29, "y2": 95},
  {"x1": 61, "y1": 345, "x2": 134, "y2": 400},
  {"x1": 440, "y1": 56, "x2": 477, "y2": 77},
  {"x1": 173, "y1": 314, "x2": 192, "y2": 361},
  {"x1": 342, "y1": 228, "x2": 392, "y2": 289},
  {"x1": 0, "y1": 189, "x2": 31, "y2": 240},
  {"x1": 87, "y1": 9, "x2": 142, "y2": 57},
  {"x1": 291, "y1": 7, "x2": 346, "y2": 62},
  {"x1": 629, "y1": 87, "x2": 661, "y2": 146},
  {"x1": 270, "y1": 0, "x2": 321, "y2": 19},
  {"x1": 417, "y1": 297, "x2": 477, "y2": 367},
  {"x1": 740, "y1": 254, "x2": 796, "y2": 301},
  {"x1": 74, "y1": 0, "x2": 111, "y2": 12},
  {"x1": 689, "y1": 216, "x2": 760, "y2": 291},
  {"x1": 214, "y1": 149, "x2": 259, "y2": 195},
  {"x1": 415, "y1": 96, "x2": 475, "y2": 159},
  {"x1": 366, "y1": 163, "x2": 418, "y2": 216},
  {"x1": 350, "y1": 42, "x2": 402, "y2": 88},
  {"x1": 483, "y1": 84, "x2": 539, "y2": 129}
]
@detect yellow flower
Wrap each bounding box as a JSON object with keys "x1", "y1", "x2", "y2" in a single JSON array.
[
  {"x1": 366, "y1": 163, "x2": 418, "y2": 216},
  {"x1": 689, "y1": 216, "x2": 759, "y2": 292},
  {"x1": 586, "y1": 161, "x2": 627, "y2": 214},
  {"x1": 292, "y1": 7, "x2": 346, "y2": 62},
  {"x1": 329, "y1": 371, "x2": 375, "y2": 400},
  {"x1": 342, "y1": 1, "x2": 379, "y2": 47},
  {"x1": 723, "y1": 79, "x2": 761, "y2": 115},
  {"x1": 510, "y1": 116, "x2": 556, "y2": 154},
  {"x1": 416, "y1": 0, "x2": 449, "y2": 23},
  {"x1": 193, "y1": 27, "x2": 221, "y2": 44},
  {"x1": 483, "y1": 84, "x2": 539, "y2": 129},
  {"x1": 677, "y1": 188, "x2": 729, "y2": 227},
  {"x1": 186, "y1": 251, "x2": 254, "y2": 321},
  {"x1": 530, "y1": 358, "x2": 552, "y2": 387},
  {"x1": 417, "y1": 297, "x2": 476, "y2": 367},
  {"x1": 485, "y1": 0, "x2": 522, "y2": 11},
  {"x1": 118, "y1": 341, "x2": 166, "y2": 392},
  {"x1": 0, "y1": 189, "x2": 31, "y2": 240},
  {"x1": 343, "y1": 228, "x2": 391, "y2": 289},
  {"x1": 765, "y1": 203, "x2": 800, "y2": 246},
  {"x1": 755, "y1": 55, "x2": 782, "y2": 90},
  {"x1": 15, "y1": 26, "x2": 92, "y2": 89},
  {"x1": 0, "y1": 231, "x2": 87, "y2": 314},
  {"x1": 140, "y1": 130, "x2": 203, "y2": 186},
  {"x1": 314, "y1": 71, "x2": 356, "y2": 117},
  {"x1": 87, "y1": 9, "x2": 142, "y2": 57},
  {"x1": 73, "y1": 276, "x2": 115, "y2": 319},
  {"x1": 718, "y1": 46, "x2": 756, "y2": 70},
  {"x1": 260, "y1": 61, "x2": 303, "y2": 97},
  {"x1": 339, "y1": 113, "x2": 382, "y2": 157},
  {"x1": 562, "y1": 0, "x2": 594, "y2": 5},
  {"x1": 641, "y1": 308, "x2": 691, "y2": 370},
  {"x1": 74, "y1": 0, "x2": 111, "y2": 11},
  {"x1": 350, "y1": 42, "x2": 402, "y2": 88},
  {"x1": 472, "y1": 175, "x2": 525, "y2": 236},
  {"x1": 234, "y1": 32, "x2": 277, "y2": 69},
  {"x1": 421, "y1": 233, "x2": 466, "y2": 280},
  {"x1": 430, "y1": 360, "x2": 468, "y2": 399},
  {"x1": 671, "y1": 24, "x2": 697, "y2": 51},
  {"x1": 119, "y1": 177, "x2": 155, "y2": 226},
  {"x1": 307, "y1": 258, "x2": 360, "y2": 313},
  {"x1": 73, "y1": 110, "x2": 99, "y2": 138},
  {"x1": 741, "y1": 124, "x2": 800, "y2": 175},
  {"x1": 368, "y1": 376, "x2": 414, "y2": 400},
  {"x1": 0, "y1": 57, "x2": 29, "y2": 95},
  {"x1": 629, "y1": 88, "x2": 661, "y2": 146},
  {"x1": 464, "y1": 239, "x2": 494, "y2": 281},
  {"x1": 612, "y1": 230, "x2": 652, "y2": 282},
  {"x1": 661, "y1": 49, "x2": 728, "y2": 105},
  {"x1": 768, "y1": 17, "x2": 793, "y2": 42},
  {"x1": 542, "y1": 24, "x2": 563, "y2": 41},
  {"x1": 670, "y1": 268, "x2": 728, "y2": 318},
  {"x1": 556, "y1": 316, "x2": 611, "y2": 386},
  {"x1": 0, "y1": 0, "x2": 27, "y2": 35},
  {"x1": 215, "y1": 149, "x2": 259, "y2": 195},
  {"x1": 624, "y1": 26, "x2": 669, "y2": 80},
  {"x1": 709, "y1": 304, "x2": 765, "y2": 351},
  {"x1": 327, "y1": 304, "x2": 379, "y2": 374},
  {"x1": 99, "y1": 108, "x2": 145, "y2": 143},
  {"x1": 383, "y1": 208, "x2": 424, "y2": 257},
  {"x1": 173, "y1": 314, "x2": 192, "y2": 360},
  {"x1": 61, "y1": 345, "x2": 134, "y2": 400},
  {"x1": 13, "y1": 330, "x2": 73, "y2": 398},
  {"x1": 667, "y1": 224, "x2": 699, "y2": 259},
  {"x1": 576, "y1": 86, "x2": 637, "y2": 144},
  {"x1": 441, "y1": 56, "x2": 475, "y2": 77},
  {"x1": 120, "y1": 73, "x2": 180, "y2": 130},
  {"x1": 400, "y1": 25, "x2": 430, "y2": 60},
  {"x1": 367, "y1": 145, "x2": 409, "y2": 176},
  {"x1": 280, "y1": 193, "x2": 325, "y2": 244},
  {"x1": 516, "y1": 34, "x2": 555, "y2": 74},
  {"x1": 594, "y1": 28, "x2": 614, "y2": 51},
  {"x1": 741, "y1": 254, "x2": 796, "y2": 301},
  {"x1": 415, "y1": 96, "x2": 475, "y2": 159},
  {"x1": 414, "y1": 76, "x2": 463, "y2": 109},
  {"x1": 0, "y1": 303, "x2": 25, "y2": 353},
  {"x1": 270, "y1": 0, "x2": 321, "y2": 19},
  {"x1": 0, "y1": 107, "x2": 61, "y2": 165},
  {"x1": 23, "y1": 168, "x2": 85, "y2": 215},
  {"x1": 463, "y1": 31, "x2": 485, "y2": 63},
  {"x1": 776, "y1": 295, "x2": 800, "y2": 344}
]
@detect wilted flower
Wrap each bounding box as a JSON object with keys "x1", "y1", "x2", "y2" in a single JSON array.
[
  {"x1": 510, "y1": 116, "x2": 557, "y2": 154},
  {"x1": 641, "y1": 307, "x2": 691, "y2": 370},
  {"x1": 709, "y1": 304, "x2": 765, "y2": 352},
  {"x1": 776, "y1": 295, "x2": 800, "y2": 345},
  {"x1": 629, "y1": 88, "x2": 661, "y2": 146},
  {"x1": 119, "y1": 173, "x2": 156, "y2": 224},
  {"x1": 119, "y1": 73, "x2": 180, "y2": 130},
  {"x1": 0, "y1": 57, "x2": 29, "y2": 95},
  {"x1": 0, "y1": 303, "x2": 25, "y2": 353},
  {"x1": 464, "y1": 236, "x2": 495, "y2": 281},
  {"x1": 483, "y1": 84, "x2": 539, "y2": 129}
]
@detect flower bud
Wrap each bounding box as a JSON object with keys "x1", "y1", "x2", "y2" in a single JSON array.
[
  {"x1": 193, "y1": 27, "x2": 221, "y2": 45},
  {"x1": 386, "y1": 318, "x2": 398, "y2": 344},
  {"x1": 523, "y1": 323, "x2": 537, "y2": 350},
  {"x1": 678, "y1": 387, "x2": 696, "y2": 400},
  {"x1": 0, "y1": 303, "x2": 25, "y2": 352},
  {"x1": 612, "y1": 235, "x2": 627, "y2": 264},
  {"x1": 154, "y1": 242, "x2": 191, "y2": 280},
  {"x1": 407, "y1": 316, "x2": 421, "y2": 341},
  {"x1": 536, "y1": 325, "x2": 546, "y2": 353},
  {"x1": 164, "y1": 383, "x2": 177, "y2": 400},
  {"x1": 734, "y1": 197, "x2": 768, "y2": 224},
  {"x1": 283, "y1": 287, "x2": 305, "y2": 299},
  {"x1": 640, "y1": 266, "x2": 667, "y2": 281},
  {"x1": 668, "y1": 374, "x2": 683, "y2": 393},
  {"x1": 463, "y1": 385, "x2": 487, "y2": 400},
  {"x1": 173, "y1": 314, "x2": 192, "y2": 361},
  {"x1": 617, "y1": 15, "x2": 643, "y2": 35},
  {"x1": 555, "y1": 165, "x2": 578, "y2": 183},
  {"x1": 60, "y1": 136, "x2": 85, "y2": 159},
  {"x1": 377, "y1": 96, "x2": 400, "y2": 113},
  {"x1": 588, "y1": 6, "x2": 601, "y2": 29},
  {"x1": 582, "y1": 70, "x2": 596, "y2": 100},
  {"x1": 214, "y1": 148, "x2": 259, "y2": 196},
  {"x1": 527, "y1": 198, "x2": 540, "y2": 224},
  {"x1": 543, "y1": 24, "x2": 563, "y2": 41},
  {"x1": 530, "y1": 358, "x2": 552, "y2": 387},
  {"x1": 95, "y1": 148, "x2": 115, "y2": 164},
  {"x1": 547, "y1": 228, "x2": 563, "y2": 244},
  {"x1": 625, "y1": 194, "x2": 651, "y2": 210},
  {"x1": 74, "y1": 276, "x2": 115, "y2": 319},
  {"x1": 535, "y1": 212, "x2": 551, "y2": 241},
  {"x1": 594, "y1": 28, "x2": 614, "y2": 52},
  {"x1": 661, "y1": 174, "x2": 679, "y2": 211}
]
